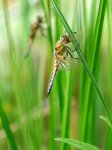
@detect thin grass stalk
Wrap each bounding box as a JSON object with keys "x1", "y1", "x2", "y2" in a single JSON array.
[
  {"x1": 105, "y1": 1, "x2": 112, "y2": 149},
  {"x1": 41, "y1": 0, "x2": 53, "y2": 52},
  {"x1": 82, "y1": 0, "x2": 97, "y2": 143},
  {"x1": 85, "y1": 58, "x2": 100, "y2": 143},
  {"x1": 56, "y1": 74, "x2": 64, "y2": 119},
  {"x1": 24, "y1": 63, "x2": 38, "y2": 149},
  {"x1": 20, "y1": 1, "x2": 37, "y2": 149},
  {"x1": 79, "y1": 0, "x2": 97, "y2": 107},
  {"x1": 36, "y1": 48, "x2": 47, "y2": 148},
  {"x1": 20, "y1": 0, "x2": 30, "y2": 37},
  {"x1": 48, "y1": 54, "x2": 56, "y2": 148},
  {"x1": 3, "y1": 0, "x2": 29, "y2": 146},
  {"x1": 2, "y1": 0, "x2": 15, "y2": 57},
  {"x1": 12, "y1": 45, "x2": 35, "y2": 149},
  {"x1": 73, "y1": 1, "x2": 87, "y2": 128},
  {"x1": 2, "y1": 1, "x2": 18, "y2": 149},
  {"x1": 82, "y1": 0, "x2": 87, "y2": 31},
  {"x1": 41, "y1": 0, "x2": 53, "y2": 51},
  {"x1": 85, "y1": 100, "x2": 95, "y2": 143},
  {"x1": 59, "y1": 71, "x2": 72, "y2": 150},
  {"x1": 14, "y1": 1, "x2": 36, "y2": 149},
  {"x1": 107, "y1": 0, "x2": 112, "y2": 100},
  {"x1": 41, "y1": 0, "x2": 46, "y2": 11},
  {"x1": 0, "y1": 98, "x2": 18, "y2": 150},
  {"x1": 51, "y1": 0, "x2": 112, "y2": 131},
  {"x1": 79, "y1": 0, "x2": 107, "y2": 141},
  {"x1": 47, "y1": 0, "x2": 54, "y2": 51},
  {"x1": 79, "y1": 0, "x2": 97, "y2": 142},
  {"x1": 72, "y1": 0, "x2": 78, "y2": 29},
  {"x1": 49, "y1": 93, "x2": 56, "y2": 150},
  {"x1": 35, "y1": 3, "x2": 50, "y2": 148},
  {"x1": 60, "y1": 0, "x2": 67, "y2": 15},
  {"x1": 105, "y1": 128, "x2": 112, "y2": 150},
  {"x1": 42, "y1": 1, "x2": 56, "y2": 149},
  {"x1": 78, "y1": 0, "x2": 88, "y2": 133},
  {"x1": 15, "y1": 5, "x2": 36, "y2": 150},
  {"x1": 87, "y1": 0, "x2": 97, "y2": 60},
  {"x1": 54, "y1": 0, "x2": 62, "y2": 41},
  {"x1": 14, "y1": 62, "x2": 34, "y2": 150}
]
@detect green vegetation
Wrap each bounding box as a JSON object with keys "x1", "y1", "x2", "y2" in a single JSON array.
[{"x1": 0, "y1": 0, "x2": 112, "y2": 149}]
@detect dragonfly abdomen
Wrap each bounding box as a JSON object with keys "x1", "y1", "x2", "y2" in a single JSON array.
[
  {"x1": 47, "y1": 59, "x2": 59, "y2": 97},
  {"x1": 29, "y1": 24, "x2": 39, "y2": 41}
]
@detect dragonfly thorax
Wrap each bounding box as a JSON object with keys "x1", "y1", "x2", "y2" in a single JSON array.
[{"x1": 55, "y1": 42, "x2": 63, "y2": 52}]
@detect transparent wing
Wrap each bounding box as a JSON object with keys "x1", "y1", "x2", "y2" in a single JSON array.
[
  {"x1": 58, "y1": 51, "x2": 79, "y2": 71},
  {"x1": 74, "y1": 32, "x2": 82, "y2": 43},
  {"x1": 69, "y1": 32, "x2": 82, "y2": 52}
]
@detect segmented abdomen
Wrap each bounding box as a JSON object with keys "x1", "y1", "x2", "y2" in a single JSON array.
[
  {"x1": 24, "y1": 24, "x2": 39, "y2": 58},
  {"x1": 47, "y1": 58, "x2": 59, "y2": 97}
]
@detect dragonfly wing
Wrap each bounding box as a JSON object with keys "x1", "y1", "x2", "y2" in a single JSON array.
[
  {"x1": 59, "y1": 52, "x2": 79, "y2": 71},
  {"x1": 59, "y1": 60, "x2": 71, "y2": 71},
  {"x1": 74, "y1": 32, "x2": 82, "y2": 43}
]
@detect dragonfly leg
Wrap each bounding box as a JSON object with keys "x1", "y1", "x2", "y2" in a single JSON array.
[
  {"x1": 68, "y1": 51, "x2": 74, "y2": 58},
  {"x1": 64, "y1": 46, "x2": 74, "y2": 58}
]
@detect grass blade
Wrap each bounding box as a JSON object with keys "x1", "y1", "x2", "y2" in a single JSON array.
[
  {"x1": 42, "y1": 1, "x2": 56, "y2": 149},
  {"x1": 105, "y1": 1, "x2": 112, "y2": 149},
  {"x1": 60, "y1": 70, "x2": 74, "y2": 150},
  {"x1": 55, "y1": 138, "x2": 100, "y2": 150},
  {"x1": 99, "y1": 115, "x2": 112, "y2": 129},
  {"x1": 0, "y1": 98, "x2": 18, "y2": 150},
  {"x1": 2, "y1": 0, "x2": 15, "y2": 58},
  {"x1": 79, "y1": 0, "x2": 107, "y2": 141}
]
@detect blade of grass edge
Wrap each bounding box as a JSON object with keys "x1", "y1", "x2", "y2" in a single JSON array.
[
  {"x1": 105, "y1": 1, "x2": 112, "y2": 149},
  {"x1": 42, "y1": 1, "x2": 56, "y2": 149},
  {"x1": 2, "y1": 0, "x2": 15, "y2": 57},
  {"x1": 79, "y1": 0, "x2": 107, "y2": 141},
  {"x1": 60, "y1": 71, "x2": 74, "y2": 150},
  {"x1": 55, "y1": 138, "x2": 100, "y2": 150},
  {"x1": 0, "y1": 98, "x2": 18, "y2": 150}
]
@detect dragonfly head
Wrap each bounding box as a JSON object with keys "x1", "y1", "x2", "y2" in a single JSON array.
[{"x1": 60, "y1": 33, "x2": 71, "y2": 44}]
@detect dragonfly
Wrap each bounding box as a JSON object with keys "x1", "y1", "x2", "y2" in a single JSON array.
[
  {"x1": 47, "y1": 32, "x2": 80, "y2": 97},
  {"x1": 24, "y1": 15, "x2": 46, "y2": 58}
]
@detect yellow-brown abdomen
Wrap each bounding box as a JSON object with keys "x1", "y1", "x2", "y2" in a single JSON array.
[{"x1": 29, "y1": 23, "x2": 39, "y2": 42}]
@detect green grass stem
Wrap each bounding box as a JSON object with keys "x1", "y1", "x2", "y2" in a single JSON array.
[
  {"x1": 0, "y1": 98, "x2": 18, "y2": 150},
  {"x1": 79, "y1": 0, "x2": 107, "y2": 141}
]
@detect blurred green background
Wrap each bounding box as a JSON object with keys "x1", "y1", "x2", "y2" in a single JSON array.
[{"x1": 0, "y1": 0, "x2": 112, "y2": 149}]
